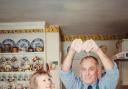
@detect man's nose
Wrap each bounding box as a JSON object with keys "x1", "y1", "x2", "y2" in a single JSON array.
[{"x1": 85, "y1": 70, "x2": 89, "y2": 75}]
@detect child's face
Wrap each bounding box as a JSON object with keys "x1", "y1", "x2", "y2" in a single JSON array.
[{"x1": 36, "y1": 74, "x2": 52, "y2": 89}]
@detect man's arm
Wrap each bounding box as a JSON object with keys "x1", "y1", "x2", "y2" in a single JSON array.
[
  {"x1": 61, "y1": 48, "x2": 75, "y2": 72},
  {"x1": 61, "y1": 39, "x2": 83, "y2": 72},
  {"x1": 96, "y1": 48, "x2": 114, "y2": 70}
]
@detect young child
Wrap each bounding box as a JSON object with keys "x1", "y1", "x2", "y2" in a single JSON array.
[{"x1": 29, "y1": 68, "x2": 52, "y2": 89}]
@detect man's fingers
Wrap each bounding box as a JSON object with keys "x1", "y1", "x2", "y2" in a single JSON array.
[{"x1": 71, "y1": 39, "x2": 83, "y2": 53}]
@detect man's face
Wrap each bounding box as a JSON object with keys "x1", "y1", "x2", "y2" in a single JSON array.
[
  {"x1": 80, "y1": 58, "x2": 99, "y2": 85},
  {"x1": 36, "y1": 74, "x2": 52, "y2": 89}
]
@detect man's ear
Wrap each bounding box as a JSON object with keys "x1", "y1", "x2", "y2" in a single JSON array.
[
  {"x1": 97, "y1": 66, "x2": 102, "y2": 79},
  {"x1": 79, "y1": 70, "x2": 83, "y2": 80}
]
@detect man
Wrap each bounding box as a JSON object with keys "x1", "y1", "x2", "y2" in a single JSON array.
[{"x1": 60, "y1": 39, "x2": 119, "y2": 89}]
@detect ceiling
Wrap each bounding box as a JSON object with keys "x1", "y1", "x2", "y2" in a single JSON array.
[{"x1": 0, "y1": 0, "x2": 128, "y2": 35}]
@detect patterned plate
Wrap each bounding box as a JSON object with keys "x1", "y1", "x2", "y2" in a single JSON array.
[
  {"x1": 17, "y1": 39, "x2": 30, "y2": 49},
  {"x1": 2, "y1": 39, "x2": 15, "y2": 47},
  {"x1": 31, "y1": 38, "x2": 44, "y2": 48}
]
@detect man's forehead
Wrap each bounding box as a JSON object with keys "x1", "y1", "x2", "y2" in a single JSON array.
[
  {"x1": 80, "y1": 56, "x2": 101, "y2": 70},
  {"x1": 80, "y1": 58, "x2": 98, "y2": 67},
  {"x1": 83, "y1": 57, "x2": 98, "y2": 63}
]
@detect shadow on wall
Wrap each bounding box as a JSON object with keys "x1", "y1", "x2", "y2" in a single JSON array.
[{"x1": 105, "y1": 19, "x2": 128, "y2": 35}]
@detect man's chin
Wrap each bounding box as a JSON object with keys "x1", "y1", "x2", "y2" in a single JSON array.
[
  {"x1": 46, "y1": 87, "x2": 52, "y2": 89},
  {"x1": 84, "y1": 80, "x2": 93, "y2": 85}
]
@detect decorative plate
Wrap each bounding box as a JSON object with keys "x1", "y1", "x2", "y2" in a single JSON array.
[
  {"x1": 31, "y1": 38, "x2": 44, "y2": 48},
  {"x1": 2, "y1": 39, "x2": 15, "y2": 47},
  {"x1": 17, "y1": 39, "x2": 30, "y2": 49}
]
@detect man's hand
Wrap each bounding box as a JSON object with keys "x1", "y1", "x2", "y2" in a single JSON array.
[
  {"x1": 70, "y1": 39, "x2": 99, "y2": 53},
  {"x1": 82, "y1": 39, "x2": 99, "y2": 53},
  {"x1": 70, "y1": 39, "x2": 83, "y2": 53}
]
